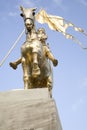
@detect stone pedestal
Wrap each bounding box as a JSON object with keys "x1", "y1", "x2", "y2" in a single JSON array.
[{"x1": 0, "y1": 88, "x2": 62, "y2": 130}]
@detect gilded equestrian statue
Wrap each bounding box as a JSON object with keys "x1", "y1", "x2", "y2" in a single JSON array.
[{"x1": 10, "y1": 6, "x2": 58, "y2": 97}]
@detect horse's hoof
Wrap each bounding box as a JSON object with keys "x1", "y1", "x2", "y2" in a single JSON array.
[
  {"x1": 53, "y1": 59, "x2": 58, "y2": 66},
  {"x1": 9, "y1": 62, "x2": 17, "y2": 70}
]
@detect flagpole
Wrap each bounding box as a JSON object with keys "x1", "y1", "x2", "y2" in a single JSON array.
[{"x1": 0, "y1": 28, "x2": 25, "y2": 67}]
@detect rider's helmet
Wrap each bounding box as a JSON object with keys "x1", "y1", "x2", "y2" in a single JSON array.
[{"x1": 37, "y1": 28, "x2": 48, "y2": 41}]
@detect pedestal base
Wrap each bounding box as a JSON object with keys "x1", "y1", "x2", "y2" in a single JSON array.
[{"x1": 0, "y1": 88, "x2": 62, "y2": 130}]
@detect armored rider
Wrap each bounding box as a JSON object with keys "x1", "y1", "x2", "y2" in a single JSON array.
[{"x1": 9, "y1": 28, "x2": 58, "y2": 70}]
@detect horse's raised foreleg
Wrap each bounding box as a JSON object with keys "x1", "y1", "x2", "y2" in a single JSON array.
[
  {"x1": 21, "y1": 57, "x2": 29, "y2": 89},
  {"x1": 9, "y1": 58, "x2": 21, "y2": 70}
]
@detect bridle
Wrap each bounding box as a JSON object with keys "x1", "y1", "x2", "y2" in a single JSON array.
[
  {"x1": 24, "y1": 17, "x2": 34, "y2": 30},
  {"x1": 24, "y1": 17, "x2": 34, "y2": 23}
]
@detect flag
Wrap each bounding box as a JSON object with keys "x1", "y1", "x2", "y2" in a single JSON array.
[{"x1": 36, "y1": 9, "x2": 87, "y2": 49}]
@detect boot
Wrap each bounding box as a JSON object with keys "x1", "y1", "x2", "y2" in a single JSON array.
[
  {"x1": 32, "y1": 53, "x2": 40, "y2": 77},
  {"x1": 32, "y1": 63, "x2": 40, "y2": 77}
]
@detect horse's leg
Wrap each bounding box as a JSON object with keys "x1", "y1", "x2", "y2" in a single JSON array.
[
  {"x1": 9, "y1": 58, "x2": 21, "y2": 70},
  {"x1": 47, "y1": 76, "x2": 53, "y2": 98},
  {"x1": 21, "y1": 57, "x2": 29, "y2": 89},
  {"x1": 32, "y1": 52, "x2": 40, "y2": 77},
  {"x1": 46, "y1": 52, "x2": 58, "y2": 66}
]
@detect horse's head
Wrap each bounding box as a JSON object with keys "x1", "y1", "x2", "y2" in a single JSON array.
[{"x1": 20, "y1": 6, "x2": 37, "y2": 31}]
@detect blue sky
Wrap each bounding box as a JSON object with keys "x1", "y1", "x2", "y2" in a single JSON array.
[{"x1": 0, "y1": 0, "x2": 87, "y2": 130}]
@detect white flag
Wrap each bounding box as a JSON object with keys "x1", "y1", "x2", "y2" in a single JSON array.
[{"x1": 36, "y1": 9, "x2": 87, "y2": 49}]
